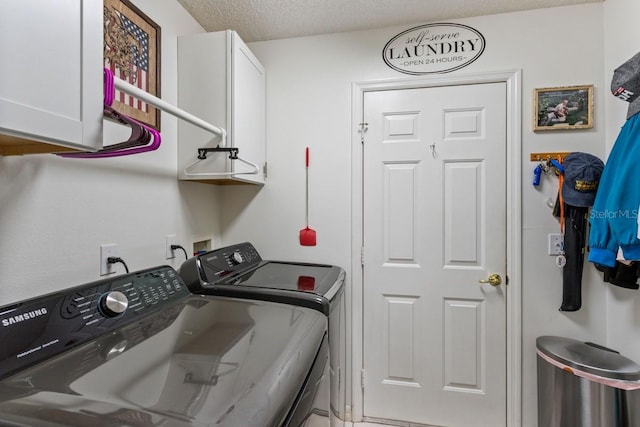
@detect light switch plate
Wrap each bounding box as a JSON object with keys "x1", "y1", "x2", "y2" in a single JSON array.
[{"x1": 548, "y1": 234, "x2": 563, "y2": 255}]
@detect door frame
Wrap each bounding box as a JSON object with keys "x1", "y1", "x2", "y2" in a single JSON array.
[{"x1": 350, "y1": 70, "x2": 522, "y2": 426}]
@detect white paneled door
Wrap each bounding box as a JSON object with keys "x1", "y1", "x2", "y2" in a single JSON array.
[{"x1": 362, "y1": 82, "x2": 507, "y2": 426}]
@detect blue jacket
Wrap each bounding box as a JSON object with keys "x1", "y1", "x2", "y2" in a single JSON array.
[{"x1": 589, "y1": 114, "x2": 640, "y2": 267}]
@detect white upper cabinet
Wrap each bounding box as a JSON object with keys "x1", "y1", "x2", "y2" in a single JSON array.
[
  {"x1": 178, "y1": 31, "x2": 266, "y2": 185},
  {"x1": 0, "y1": 0, "x2": 103, "y2": 156}
]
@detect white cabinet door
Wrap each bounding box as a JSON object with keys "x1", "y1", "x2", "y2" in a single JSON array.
[
  {"x1": 178, "y1": 31, "x2": 266, "y2": 185},
  {"x1": 0, "y1": 0, "x2": 103, "y2": 155},
  {"x1": 230, "y1": 33, "x2": 266, "y2": 184}
]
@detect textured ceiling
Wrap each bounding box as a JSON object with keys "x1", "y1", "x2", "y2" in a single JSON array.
[{"x1": 177, "y1": 0, "x2": 603, "y2": 42}]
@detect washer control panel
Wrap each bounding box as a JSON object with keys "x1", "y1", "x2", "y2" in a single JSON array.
[
  {"x1": 0, "y1": 266, "x2": 189, "y2": 379},
  {"x1": 197, "y1": 242, "x2": 262, "y2": 283}
]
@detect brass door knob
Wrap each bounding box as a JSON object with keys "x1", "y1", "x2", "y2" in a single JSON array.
[{"x1": 478, "y1": 273, "x2": 502, "y2": 287}]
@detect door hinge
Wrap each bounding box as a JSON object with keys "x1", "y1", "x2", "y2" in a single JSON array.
[
  {"x1": 263, "y1": 162, "x2": 268, "y2": 179},
  {"x1": 358, "y1": 122, "x2": 368, "y2": 144},
  {"x1": 361, "y1": 369, "x2": 366, "y2": 389},
  {"x1": 361, "y1": 247, "x2": 364, "y2": 266}
]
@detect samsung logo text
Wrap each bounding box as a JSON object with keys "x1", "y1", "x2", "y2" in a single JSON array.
[{"x1": 2, "y1": 308, "x2": 48, "y2": 327}]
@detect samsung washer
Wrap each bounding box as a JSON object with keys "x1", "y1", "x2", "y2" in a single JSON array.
[{"x1": 0, "y1": 265, "x2": 327, "y2": 426}]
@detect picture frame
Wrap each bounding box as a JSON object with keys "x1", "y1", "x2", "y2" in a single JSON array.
[
  {"x1": 533, "y1": 85, "x2": 593, "y2": 131},
  {"x1": 104, "y1": 0, "x2": 161, "y2": 130}
]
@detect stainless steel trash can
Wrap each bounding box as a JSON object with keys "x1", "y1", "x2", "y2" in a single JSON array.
[{"x1": 537, "y1": 336, "x2": 640, "y2": 427}]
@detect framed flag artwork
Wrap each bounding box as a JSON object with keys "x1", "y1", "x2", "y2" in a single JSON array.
[{"x1": 104, "y1": 0, "x2": 161, "y2": 130}]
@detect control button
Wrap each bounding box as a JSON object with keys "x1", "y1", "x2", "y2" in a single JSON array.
[
  {"x1": 99, "y1": 291, "x2": 129, "y2": 317},
  {"x1": 231, "y1": 251, "x2": 244, "y2": 265}
]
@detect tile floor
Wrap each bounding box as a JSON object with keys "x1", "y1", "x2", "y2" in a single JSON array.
[
  {"x1": 307, "y1": 415, "x2": 399, "y2": 427},
  {"x1": 352, "y1": 422, "x2": 433, "y2": 427},
  {"x1": 308, "y1": 413, "x2": 429, "y2": 427},
  {"x1": 352, "y1": 423, "x2": 398, "y2": 427}
]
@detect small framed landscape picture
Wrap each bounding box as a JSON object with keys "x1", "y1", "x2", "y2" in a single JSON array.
[{"x1": 533, "y1": 85, "x2": 594, "y2": 131}]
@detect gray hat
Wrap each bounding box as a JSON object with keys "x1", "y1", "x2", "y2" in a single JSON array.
[
  {"x1": 611, "y1": 52, "x2": 640, "y2": 119},
  {"x1": 562, "y1": 152, "x2": 604, "y2": 207}
]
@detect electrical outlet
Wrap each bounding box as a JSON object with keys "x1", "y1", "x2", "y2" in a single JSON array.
[
  {"x1": 548, "y1": 234, "x2": 563, "y2": 255},
  {"x1": 166, "y1": 235, "x2": 176, "y2": 259},
  {"x1": 100, "y1": 244, "x2": 119, "y2": 276}
]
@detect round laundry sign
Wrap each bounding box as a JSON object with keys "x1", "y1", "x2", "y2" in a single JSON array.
[{"x1": 383, "y1": 23, "x2": 486, "y2": 75}]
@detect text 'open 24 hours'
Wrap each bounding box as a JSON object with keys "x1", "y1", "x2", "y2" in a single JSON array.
[{"x1": 383, "y1": 23, "x2": 486, "y2": 75}]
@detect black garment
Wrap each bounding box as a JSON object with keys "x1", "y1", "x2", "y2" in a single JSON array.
[
  {"x1": 595, "y1": 262, "x2": 640, "y2": 290},
  {"x1": 559, "y1": 204, "x2": 590, "y2": 311}
]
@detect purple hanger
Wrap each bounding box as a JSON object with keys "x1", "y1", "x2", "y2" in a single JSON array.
[
  {"x1": 59, "y1": 117, "x2": 160, "y2": 158},
  {"x1": 59, "y1": 68, "x2": 162, "y2": 158},
  {"x1": 98, "y1": 105, "x2": 150, "y2": 152},
  {"x1": 104, "y1": 68, "x2": 114, "y2": 107}
]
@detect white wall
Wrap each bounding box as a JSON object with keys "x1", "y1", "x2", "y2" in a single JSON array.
[
  {"x1": 4, "y1": 1, "x2": 636, "y2": 426},
  {"x1": 0, "y1": 0, "x2": 219, "y2": 305},
  {"x1": 603, "y1": 0, "x2": 640, "y2": 361},
  {"x1": 220, "y1": 4, "x2": 607, "y2": 426}
]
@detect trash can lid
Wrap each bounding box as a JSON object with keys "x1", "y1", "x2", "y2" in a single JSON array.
[{"x1": 537, "y1": 336, "x2": 640, "y2": 381}]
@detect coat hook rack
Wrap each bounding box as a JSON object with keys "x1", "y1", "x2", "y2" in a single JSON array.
[{"x1": 529, "y1": 152, "x2": 571, "y2": 162}]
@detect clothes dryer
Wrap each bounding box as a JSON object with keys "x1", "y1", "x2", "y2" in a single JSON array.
[{"x1": 179, "y1": 242, "x2": 347, "y2": 426}]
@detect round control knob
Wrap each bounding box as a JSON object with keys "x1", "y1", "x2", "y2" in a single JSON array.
[
  {"x1": 99, "y1": 291, "x2": 129, "y2": 317},
  {"x1": 231, "y1": 251, "x2": 244, "y2": 265}
]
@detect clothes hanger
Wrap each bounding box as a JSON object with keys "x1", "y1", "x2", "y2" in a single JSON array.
[
  {"x1": 60, "y1": 117, "x2": 160, "y2": 158},
  {"x1": 100, "y1": 69, "x2": 152, "y2": 152},
  {"x1": 104, "y1": 68, "x2": 114, "y2": 107},
  {"x1": 183, "y1": 149, "x2": 259, "y2": 177},
  {"x1": 60, "y1": 69, "x2": 160, "y2": 158},
  {"x1": 59, "y1": 106, "x2": 153, "y2": 158},
  {"x1": 97, "y1": 105, "x2": 150, "y2": 152}
]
